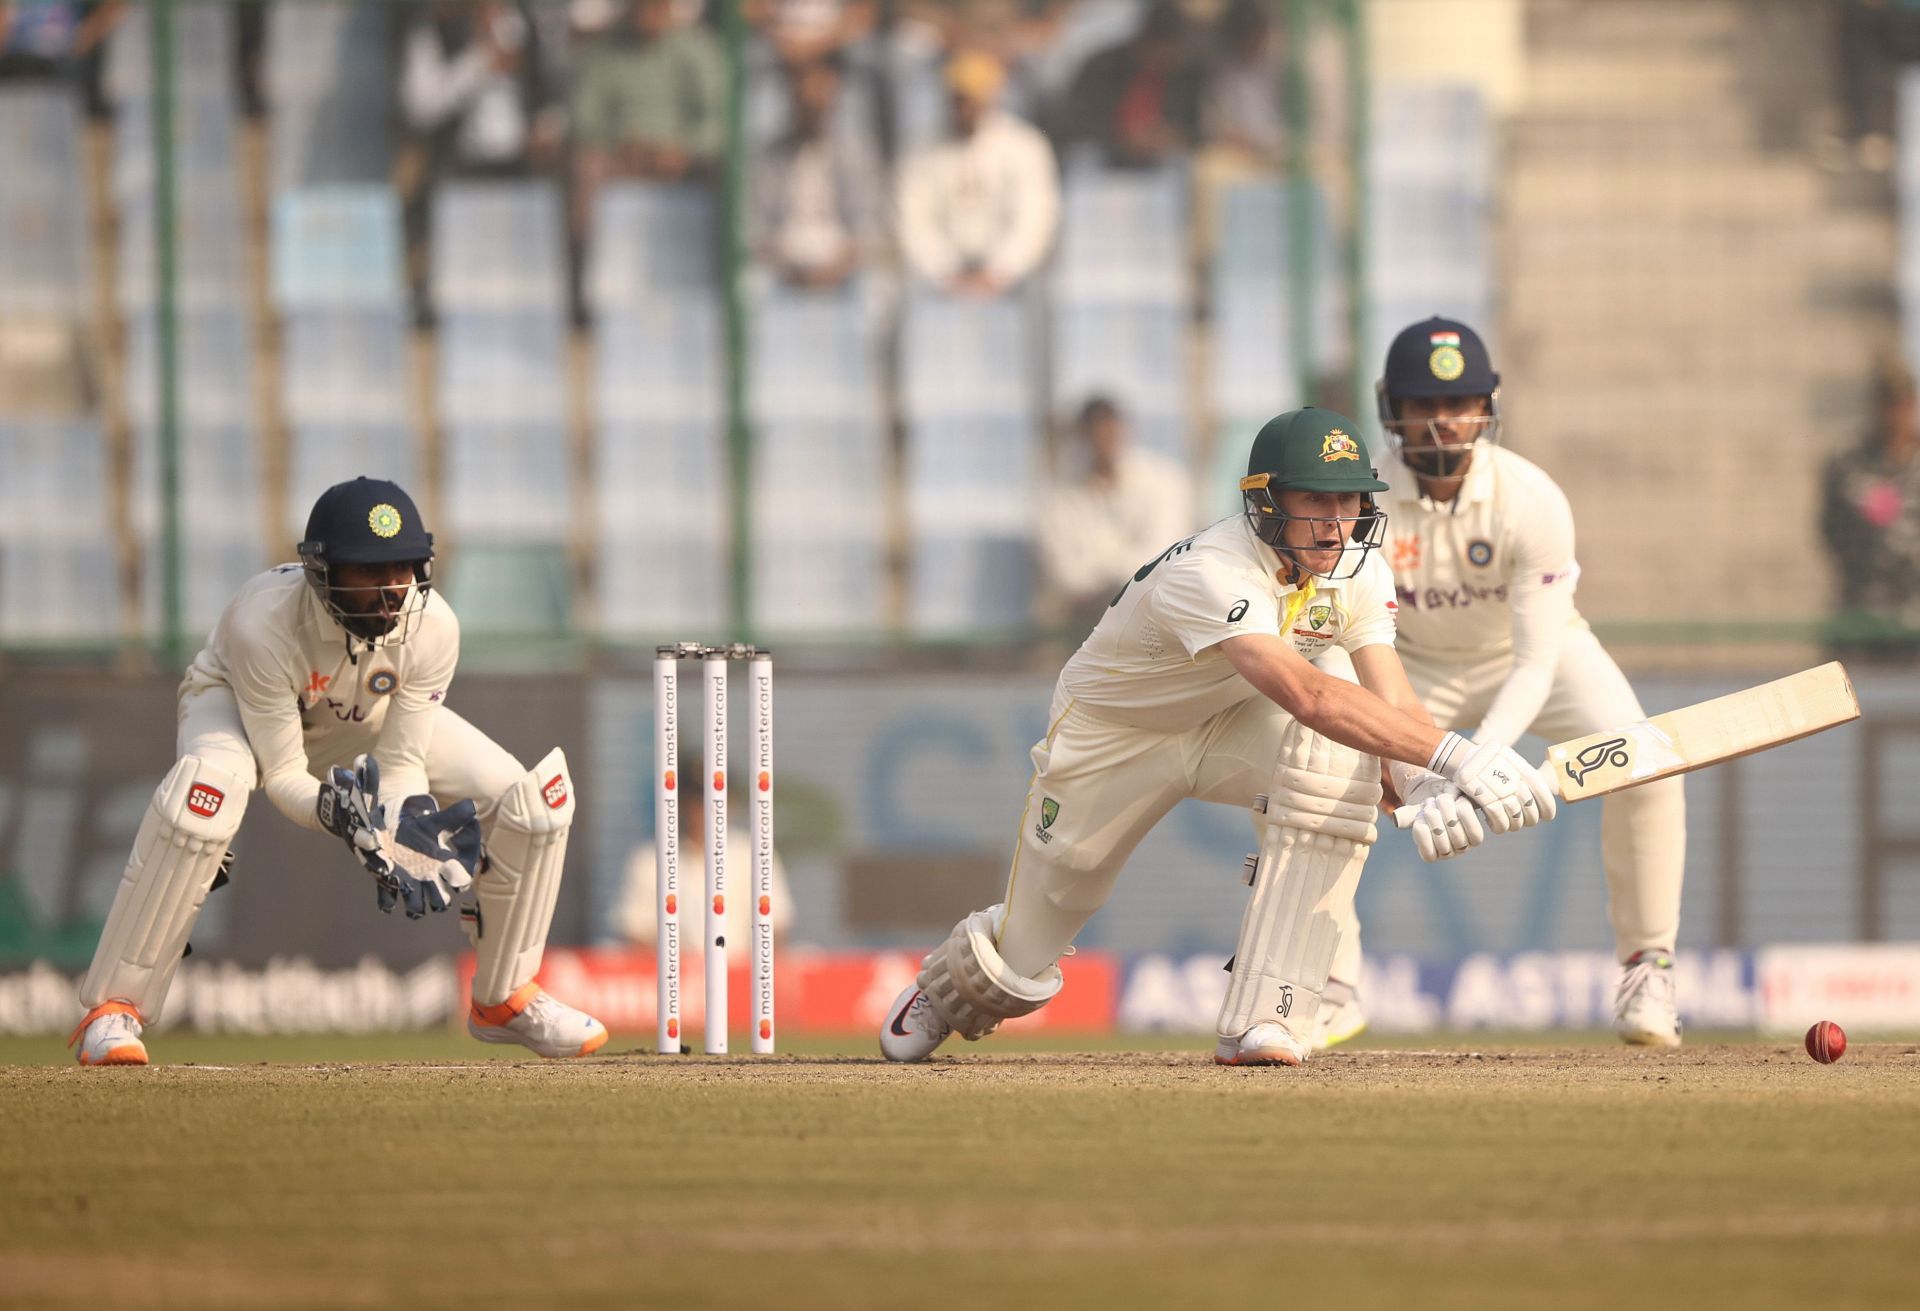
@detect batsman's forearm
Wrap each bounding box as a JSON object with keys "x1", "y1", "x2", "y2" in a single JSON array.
[{"x1": 1226, "y1": 637, "x2": 1444, "y2": 766}]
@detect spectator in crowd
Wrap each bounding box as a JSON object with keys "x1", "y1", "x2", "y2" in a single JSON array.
[
  {"x1": 1057, "y1": 0, "x2": 1204, "y2": 169},
  {"x1": 615, "y1": 755, "x2": 794, "y2": 961},
  {"x1": 1035, "y1": 395, "x2": 1195, "y2": 632},
  {"x1": 752, "y1": 54, "x2": 883, "y2": 290},
  {"x1": 746, "y1": 0, "x2": 874, "y2": 66},
  {"x1": 399, "y1": 0, "x2": 549, "y2": 321},
  {"x1": 1202, "y1": 0, "x2": 1285, "y2": 168},
  {"x1": 897, "y1": 49, "x2": 1059, "y2": 296},
  {"x1": 569, "y1": 0, "x2": 725, "y2": 233},
  {"x1": 1822, "y1": 360, "x2": 1920, "y2": 657},
  {"x1": 0, "y1": 0, "x2": 116, "y2": 82}
]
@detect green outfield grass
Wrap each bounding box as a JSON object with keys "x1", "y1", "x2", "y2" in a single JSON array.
[{"x1": 3, "y1": 1035, "x2": 1916, "y2": 1310}]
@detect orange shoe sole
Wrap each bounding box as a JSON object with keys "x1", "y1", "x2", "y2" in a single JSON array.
[
  {"x1": 79, "y1": 1046, "x2": 149, "y2": 1067},
  {"x1": 575, "y1": 1028, "x2": 609, "y2": 1058}
]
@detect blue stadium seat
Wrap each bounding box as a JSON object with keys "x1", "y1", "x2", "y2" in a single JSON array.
[
  {"x1": 280, "y1": 309, "x2": 411, "y2": 423},
  {"x1": 904, "y1": 415, "x2": 1039, "y2": 524},
  {"x1": 287, "y1": 422, "x2": 420, "y2": 532},
  {"x1": 908, "y1": 535, "x2": 1033, "y2": 635},
  {"x1": 1052, "y1": 300, "x2": 1186, "y2": 457},
  {"x1": 750, "y1": 530, "x2": 887, "y2": 634},
  {"x1": 436, "y1": 309, "x2": 568, "y2": 426},
  {"x1": 595, "y1": 296, "x2": 723, "y2": 423},
  {"x1": 750, "y1": 282, "x2": 878, "y2": 419},
  {"x1": 431, "y1": 180, "x2": 568, "y2": 314},
  {"x1": 1052, "y1": 162, "x2": 1188, "y2": 302},
  {"x1": 128, "y1": 420, "x2": 269, "y2": 635},
  {"x1": 123, "y1": 307, "x2": 255, "y2": 431},
  {"x1": 587, "y1": 184, "x2": 717, "y2": 311},
  {"x1": 0, "y1": 419, "x2": 119, "y2": 641},
  {"x1": 900, "y1": 291, "x2": 1034, "y2": 418},
  {"x1": 594, "y1": 419, "x2": 729, "y2": 635},
  {"x1": 0, "y1": 86, "x2": 91, "y2": 320},
  {"x1": 441, "y1": 421, "x2": 573, "y2": 541},
  {"x1": 271, "y1": 186, "x2": 406, "y2": 310}
]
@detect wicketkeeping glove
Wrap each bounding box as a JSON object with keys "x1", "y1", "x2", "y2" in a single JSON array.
[
  {"x1": 318, "y1": 753, "x2": 390, "y2": 875},
  {"x1": 376, "y1": 796, "x2": 484, "y2": 919}
]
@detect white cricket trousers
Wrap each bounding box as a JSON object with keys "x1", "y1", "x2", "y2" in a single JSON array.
[
  {"x1": 1323, "y1": 625, "x2": 1686, "y2": 977},
  {"x1": 177, "y1": 685, "x2": 527, "y2": 827},
  {"x1": 994, "y1": 687, "x2": 1356, "y2": 978}
]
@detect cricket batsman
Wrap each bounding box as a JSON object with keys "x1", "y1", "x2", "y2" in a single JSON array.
[
  {"x1": 881, "y1": 408, "x2": 1560, "y2": 1066},
  {"x1": 69, "y1": 477, "x2": 608, "y2": 1065},
  {"x1": 1319, "y1": 318, "x2": 1687, "y2": 1047}
]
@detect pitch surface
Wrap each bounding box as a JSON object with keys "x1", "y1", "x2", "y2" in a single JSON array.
[{"x1": 3, "y1": 1038, "x2": 1915, "y2": 1309}]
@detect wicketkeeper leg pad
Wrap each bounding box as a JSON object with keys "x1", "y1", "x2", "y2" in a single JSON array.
[
  {"x1": 918, "y1": 904, "x2": 1065, "y2": 1040},
  {"x1": 80, "y1": 755, "x2": 250, "y2": 1021},
  {"x1": 470, "y1": 748, "x2": 575, "y2": 1006},
  {"x1": 1216, "y1": 723, "x2": 1380, "y2": 1043}
]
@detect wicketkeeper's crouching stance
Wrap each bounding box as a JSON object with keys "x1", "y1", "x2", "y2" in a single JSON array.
[
  {"x1": 70, "y1": 478, "x2": 607, "y2": 1065},
  {"x1": 881, "y1": 409, "x2": 1562, "y2": 1066}
]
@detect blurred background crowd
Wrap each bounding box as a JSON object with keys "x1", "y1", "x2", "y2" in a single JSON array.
[
  {"x1": 3, "y1": 0, "x2": 1917, "y2": 666},
  {"x1": 8, "y1": 0, "x2": 1920, "y2": 1017}
]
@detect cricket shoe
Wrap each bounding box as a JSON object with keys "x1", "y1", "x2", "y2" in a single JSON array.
[
  {"x1": 1214, "y1": 1022, "x2": 1308, "y2": 1067},
  {"x1": 1614, "y1": 949, "x2": 1681, "y2": 1048},
  {"x1": 468, "y1": 983, "x2": 609, "y2": 1058},
  {"x1": 1310, "y1": 979, "x2": 1367, "y2": 1053},
  {"x1": 878, "y1": 985, "x2": 953, "y2": 1063},
  {"x1": 70, "y1": 1000, "x2": 149, "y2": 1067}
]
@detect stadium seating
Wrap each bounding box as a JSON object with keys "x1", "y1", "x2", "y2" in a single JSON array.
[
  {"x1": 591, "y1": 212, "x2": 728, "y2": 634},
  {"x1": 1363, "y1": 83, "x2": 1496, "y2": 371},
  {"x1": 265, "y1": 1, "x2": 394, "y2": 189},
  {"x1": 0, "y1": 85, "x2": 92, "y2": 321},
  {"x1": 431, "y1": 180, "x2": 568, "y2": 314},
  {"x1": 748, "y1": 282, "x2": 888, "y2": 634},
  {"x1": 901, "y1": 291, "x2": 1042, "y2": 634},
  {"x1": 1898, "y1": 68, "x2": 1920, "y2": 379},
  {"x1": 1051, "y1": 160, "x2": 1191, "y2": 461},
  {"x1": 0, "y1": 419, "x2": 119, "y2": 641}
]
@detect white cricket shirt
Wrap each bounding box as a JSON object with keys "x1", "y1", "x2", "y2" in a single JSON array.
[
  {"x1": 1380, "y1": 444, "x2": 1583, "y2": 746},
  {"x1": 1059, "y1": 515, "x2": 1399, "y2": 732},
  {"x1": 179, "y1": 565, "x2": 459, "y2": 830}
]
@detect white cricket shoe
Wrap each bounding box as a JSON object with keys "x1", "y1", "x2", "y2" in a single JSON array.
[
  {"x1": 468, "y1": 983, "x2": 609, "y2": 1058},
  {"x1": 1214, "y1": 1022, "x2": 1308, "y2": 1067},
  {"x1": 1310, "y1": 979, "x2": 1367, "y2": 1052},
  {"x1": 1614, "y1": 949, "x2": 1681, "y2": 1048},
  {"x1": 878, "y1": 985, "x2": 953, "y2": 1063},
  {"x1": 70, "y1": 1000, "x2": 149, "y2": 1067}
]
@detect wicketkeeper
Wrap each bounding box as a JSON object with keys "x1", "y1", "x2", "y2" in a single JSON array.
[{"x1": 70, "y1": 477, "x2": 607, "y2": 1064}]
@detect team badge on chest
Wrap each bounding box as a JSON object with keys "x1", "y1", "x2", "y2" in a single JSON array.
[
  {"x1": 1465, "y1": 540, "x2": 1494, "y2": 568},
  {"x1": 366, "y1": 668, "x2": 398, "y2": 696}
]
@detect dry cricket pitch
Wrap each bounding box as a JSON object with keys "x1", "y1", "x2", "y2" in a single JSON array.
[{"x1": 3, "y1": 1038, "x2": 1916, "y2": 1310}]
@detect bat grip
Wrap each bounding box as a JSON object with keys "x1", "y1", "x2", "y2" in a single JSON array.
[{"x1": 1389, "y1": 757, "x2": 1562, "y2": 829}]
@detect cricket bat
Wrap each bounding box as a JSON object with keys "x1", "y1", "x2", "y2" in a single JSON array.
[{"x1": 1392, "y1": 661, "x2": 1861, "y2": 828}]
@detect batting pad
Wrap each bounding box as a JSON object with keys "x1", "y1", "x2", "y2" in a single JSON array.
[
  {"x1": 1216, "y1": 725, "x2": 1379, "y2": 1043},
  {"x1": 918, "y1": 904, "x2": 1064, "y2": 1039},
  {"x1": 470, "y1": 747, "x2": 575, "y2": 1006},
  {"x1": 81, "y1": 755, "x2": 250, "y2": 1020}
]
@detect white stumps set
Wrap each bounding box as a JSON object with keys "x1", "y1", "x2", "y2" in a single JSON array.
[{"x1": 653, "y1": 643, "x2": 775, "y2": 1056}]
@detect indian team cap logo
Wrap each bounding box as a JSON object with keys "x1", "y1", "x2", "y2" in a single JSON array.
[
  {"x1": 1466, "y1": 540, "x2": 1494, "y2": 567},
  {"x1": 1429, "y1": 346, "x2": 1465, "y2": 382},
  {"x1": 368, "y1": 503, "x2": 404, "y2": 538},
  {"x1": 1319, "y1": 429, "x2": 1361, "y2": 463},
  {"x1": 366, "y1": 668, "x2": 398, "y2": 696}
]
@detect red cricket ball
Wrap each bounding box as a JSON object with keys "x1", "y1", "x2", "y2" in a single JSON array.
[{"x1": 1805, "y1": 1020, "x2": 1847, "y2": 1064}]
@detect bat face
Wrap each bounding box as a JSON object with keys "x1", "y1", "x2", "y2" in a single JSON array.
[
  {"x1": 1546, "y1": 663, "x2": 1859, "y2": 804},
  {"x1": 1548, "y1": 723, "x2": 1682, "y2": 801}
]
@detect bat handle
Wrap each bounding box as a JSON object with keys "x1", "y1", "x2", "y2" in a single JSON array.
[{"x1": 1389, "y1": 756, "x2": 1562, "y2": 830}]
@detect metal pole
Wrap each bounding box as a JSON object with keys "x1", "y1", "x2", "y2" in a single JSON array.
[
  {"x1": 720, "y1": 0, "x2": 753, "y2": 640},
  {"x1": 1343, "y1": 0, "x2": 1372, "y2": 421},
  {"x1": 1284, "y1": 0, "x2": 1315, "y2": 405},
  {"x1": 152, "y1": 0, "x2": 184, "y2": 667}
]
